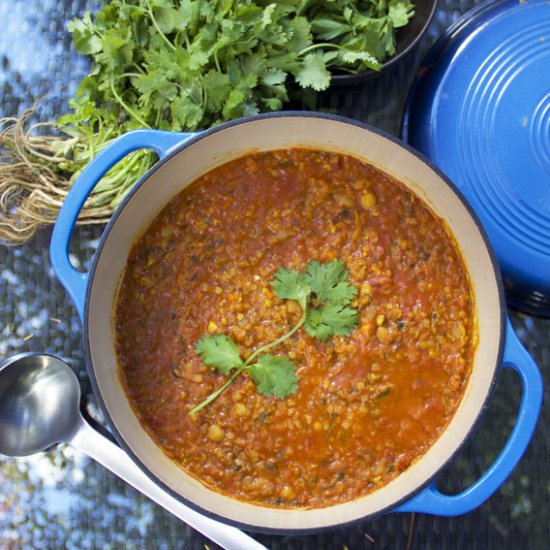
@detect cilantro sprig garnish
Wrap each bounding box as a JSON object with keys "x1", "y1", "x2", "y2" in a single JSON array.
[{"x1": 190, "y1": 259, "x2": 359, "y2": 414}]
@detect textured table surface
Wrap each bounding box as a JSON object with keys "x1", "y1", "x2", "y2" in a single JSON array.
[{"x1": 0, "y1": 1, "x2": 548, "y2": 549}]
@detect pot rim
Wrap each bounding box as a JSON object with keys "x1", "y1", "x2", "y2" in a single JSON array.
[{"x1": 82, "y1": 111, "x2": 506, "y2": 534}]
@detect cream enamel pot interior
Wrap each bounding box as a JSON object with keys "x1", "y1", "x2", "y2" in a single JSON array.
[{"x1": 50, "y1": 113, "x2": 542, "y2": 534}]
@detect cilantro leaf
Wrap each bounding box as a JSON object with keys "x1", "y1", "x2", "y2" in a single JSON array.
[
  {"x1": 195, "y1": 334, "x2": 244, "y2": 374},
  {"x1": 341, "y1": 50, "x2": 381, "y2": 71},
  {"x1": 295, "y1": 52, "x2": 331, "y2": 91},
  {"x1": 389, "y1": 1, "x2": 415, "y2": 28},
  {"x1": 248, "y1": 355, "x2": 298, "y2": 398},
  {"x1": 323, "y1": 280, "x2": 358, "y2": 305},
  {"x1": 273, "y1": 259, "x2": 359, "y2": 334},
  {"x1": 261, "y1": 97, "x2": 283, "y2": 110},
  {"x1": 222, "y1": 88, "x2": 246, "y2": 119},
  {"x1": 171, "y1": 92, "x2": 204, "y2": 130},
  {"x1": 260, "y1": 67, "x2": 287, "y2": 87},
  {"x1": 203, "y1": 70, "x2": 232, "y2": 110},
  {"x1": 153, "y1": 6, "x2": 188, "y2": 34},
  {"x1": 305, "y1": 303, "x2": 360, "y2": 341},
  {"x1": 271, "y1": 267, "x2": 311, "y2": 309},
  {"x1": 67, "y1": 15, "x2": 102, "y2": 56},
  {"x1": 284, "y1": 16, "x2": 312, "y2": 52},
  {"x1": 306, "y1": 259, "x2": 354, "y2": 303},
  {"x1": 100, "y1": 29, "x2": 134, "y2": 68},
  {"x1": 260, "y1": 4, "x2": 278, "y2": 31},
  {"x1": 310, "y1": 17, "x2": 350, "y2": 41}
]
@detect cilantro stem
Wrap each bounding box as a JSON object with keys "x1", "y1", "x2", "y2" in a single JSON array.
[
  {"x1": 109, "y1": 81, "x2": 151, "y2": 128},
  {"x1": 189, "y1": 312, "x2": 306, "y2": 415},
  {"x1": 244, "y1": 310, "x2": 307, "y2": 366},
  {"x1": 115, "y1": 72, "x2": 144, "y2": 80},
  {"x1": 189, "y1": 366, "x2": 246, "y2": 415},
  {"x1": 132, "y1": 64, "x2": 146, "y2": 76},
  {"x1": 213, "y1": 49, "x2": 222, "y2": 74},
  {"x1": 88, "y1": 150, "x2": 147, "y2": 205},
  {"x1": 298, "y1": 42, "x2": 345, "y2": 57},
  {"x1": 144, "y1": 0, "x2": 176, "y2": 52}
]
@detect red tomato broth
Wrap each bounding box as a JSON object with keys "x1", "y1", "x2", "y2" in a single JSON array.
[{"x1": 115, "y1": 148, "x2": 475, "y2": 508}]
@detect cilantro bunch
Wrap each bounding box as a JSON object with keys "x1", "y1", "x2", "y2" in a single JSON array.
[
  {"x1": 0, "y1": 0, "x2": 416, "y2": 245},
  {"x1": 191, "y1": 259, "x2": 359, "y2": 414},
  {"x1": 64, "y1": 0, "x2": 415, "y2": 134}
]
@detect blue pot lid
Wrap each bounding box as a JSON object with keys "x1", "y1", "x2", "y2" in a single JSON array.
[{"x1": 403, "y1": 0, "x2": 550, "y2": 316}]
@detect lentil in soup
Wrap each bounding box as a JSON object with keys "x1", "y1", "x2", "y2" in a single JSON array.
[{"x1": 115, "y1": 148, "x2": 475, "y2": 509}]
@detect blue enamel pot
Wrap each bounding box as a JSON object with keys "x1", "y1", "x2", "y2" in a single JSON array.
[{"x1": 49, "y1": 113, "x2": 542, "y2": 534}]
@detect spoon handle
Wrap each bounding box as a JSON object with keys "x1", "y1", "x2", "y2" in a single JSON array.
[{"x1": 70, "y1": 416, "x2": 265, "y2": 550}]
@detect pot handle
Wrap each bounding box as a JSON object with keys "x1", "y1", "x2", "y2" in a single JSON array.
[
  {"x1": 396, "y1": 317, "x2": 542, "y2": 516},
  {"x1": 50, "y1": 129, "x2": 194, "y2": 320}
]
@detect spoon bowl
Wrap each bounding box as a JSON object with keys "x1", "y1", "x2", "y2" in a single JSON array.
[{"x1": 0, "y1": 353, "x2": 81, "y2": 456}]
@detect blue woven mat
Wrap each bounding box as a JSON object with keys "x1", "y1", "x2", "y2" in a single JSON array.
[{"x1": 0, "y1": 1, "x2": 548, "y2": 548}]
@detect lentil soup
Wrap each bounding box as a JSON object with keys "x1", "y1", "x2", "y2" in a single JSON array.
[{"x1": 115, "y1": 148, "x2": 476, "y2": 509}]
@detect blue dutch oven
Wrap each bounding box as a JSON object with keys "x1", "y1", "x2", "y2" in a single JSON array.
[{"x1": 50, "y1": 113, "x2": 542, "y2": 533}]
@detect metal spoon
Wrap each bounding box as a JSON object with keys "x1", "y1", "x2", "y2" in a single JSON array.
[{"x1": 0, "y1": 353, "x2": 265, "y2": 550}]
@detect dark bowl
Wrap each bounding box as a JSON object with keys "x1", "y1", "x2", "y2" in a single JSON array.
[{"x1": 330, "y1": 0, "x2": 439, "y2": 87}]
